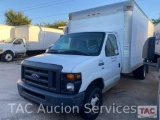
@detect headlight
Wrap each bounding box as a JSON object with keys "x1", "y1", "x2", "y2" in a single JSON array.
[
  {"x1": 61, "y1": 73, "x2": 82, "y2": 94},
  {"x1": 0, "y1": 49, "x2": 3, "y2": 53},
  {"x1": 66, "y1": 83, "x2": 75, "y2": 91}
]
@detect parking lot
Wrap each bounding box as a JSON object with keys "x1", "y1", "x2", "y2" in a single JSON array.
[{"x1": 0, "y1": 58, "x2": 159, "y2": 120}]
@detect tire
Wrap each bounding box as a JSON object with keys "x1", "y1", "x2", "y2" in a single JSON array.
[
  {"x1": 153, "y1": 54, "x2": 160, "y2": 63},
  {"x1": 80, "y1": 85, "x2": 102, "y2": 120},
  {"x1": 133, "y1": 65, "x2": 146, "y2": 80},
  {"x1": 2, "y1": 51, "x2": 14, "y2": 62}
]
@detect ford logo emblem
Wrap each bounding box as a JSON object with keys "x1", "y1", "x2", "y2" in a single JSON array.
[{"x1": 31, "y1": 73, "x2": 40, "y2": 80}]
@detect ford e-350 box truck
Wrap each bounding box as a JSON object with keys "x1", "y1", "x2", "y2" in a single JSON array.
[{"x1": 17, "y1": 1, "x2": 154, "y2": 119}]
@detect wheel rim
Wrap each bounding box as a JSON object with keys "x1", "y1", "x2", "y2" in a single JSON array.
[
  {"x1": 90, "y1": 93, "x2": 100, "y2": 114},
  {"x1": 5, "y1": 54, "x2": 12, "y2": 61}
]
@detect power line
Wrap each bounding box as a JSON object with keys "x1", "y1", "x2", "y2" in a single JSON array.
[
  {"x1": 31, "y1": 13, "x2": 68, "y2": 20},
  {"x1": 0, "y1": 0, "x2": 75, "y2": 14},
  {"x1": 17, "y1": 0, "x2": 74, "y2": 12},
  {"x1": 0, "y1": 0, "x2": 59, "y2": 14},
  {"x1": 15, "y1": 0, "x2": 60, "y2": 10}
]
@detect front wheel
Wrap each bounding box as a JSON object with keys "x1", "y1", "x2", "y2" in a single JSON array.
[
  {"x1": 2, "y1": 51, "x2": 14, "y2": 62},
  {"x1": 80, "y1": 85, "x2": 102, "y2": 120}
]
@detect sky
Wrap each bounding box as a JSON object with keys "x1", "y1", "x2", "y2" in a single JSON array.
[{"x1": 0, "y1": 0, "x2": 159, "y2": 25}]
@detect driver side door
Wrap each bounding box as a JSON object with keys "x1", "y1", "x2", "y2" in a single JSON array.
[
  {"x1": 103, "y1": 33, "x2": 121, "y2": 90},
  {"x1": 13, "y1": 38, "x2": 26, "y2": 53}
]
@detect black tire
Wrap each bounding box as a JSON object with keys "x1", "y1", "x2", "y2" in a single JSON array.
[
  {"x1": 133, "y1": 65, "x2": 146, "y2": 80},
  {"x1": 153, "y1": 54, "x2": 159, "y2": 63},
  {"x1": 80, "y1": 85, "x2": 102, "y2": 120},
  {"x1": 2, "y1": 51, "x2": 14, "y2": 62}
]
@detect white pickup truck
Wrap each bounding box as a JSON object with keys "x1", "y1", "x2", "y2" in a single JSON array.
[
  {"x1": 0, "y1": 25, "x2": 63, "y2": 62},
  {"x1": 0, "y1": 37, "x2": 27, "y2": 61},
  {"x1": 17, "y1": 1, "x2": 153, "y2": 119}
]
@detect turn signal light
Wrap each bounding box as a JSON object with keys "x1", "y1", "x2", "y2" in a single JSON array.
[
  {"x1": 76, "y1": 74, "x2": 81, "y2": 79},
  {"x1": 66, "y1": 74, "x2": 75, "y2": 81},
  {"x1": 127, "y1": 6, "x2": 132, "y2": 9},
  {"x1": 66, "y1": 73, "x2": 81, "y2": 81}
]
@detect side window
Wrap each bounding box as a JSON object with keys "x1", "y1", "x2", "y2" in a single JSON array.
[
  {"x1": 105, "y1": 34, "x2": 119, "y2": 56},
  {"x1": 19, "y1": 39, "x2": 24, "y2": 44},
  {"x1": 14, "y1": 39, "x2": 24, "y2": 44}
]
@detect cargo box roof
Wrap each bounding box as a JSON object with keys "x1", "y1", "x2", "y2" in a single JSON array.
[{"x1": 69, "y1": 1, "x2": 151, "y2": 22}]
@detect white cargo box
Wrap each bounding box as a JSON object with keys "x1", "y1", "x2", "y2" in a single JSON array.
[
  {"x1": 15, "y1": 25, "x2": 64, "y2": 51},
  {"x1": 0, "y1": 24, "x2": 15, "y2": 40},
  {"x1": 68, "y1": 1, "x2": 154, "y2": 73},
  {"x1": 154, "y1": 23, "x2": 160, "y2": 56}
]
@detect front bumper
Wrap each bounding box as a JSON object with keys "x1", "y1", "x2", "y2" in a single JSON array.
[{"x1": 17, "y1": 80, "x2": 85, "y2": 108}]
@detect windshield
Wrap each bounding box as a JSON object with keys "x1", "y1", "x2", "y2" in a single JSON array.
[
  {"x1": 47, "y1": 32, "x2": 105, "y2": 56},
  {"x1": 3, "y1": 38, "x2": 16, "y2": 43}
]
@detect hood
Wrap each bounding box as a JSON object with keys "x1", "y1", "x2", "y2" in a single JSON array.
[
  {"x1": 0, "y1": 43, "x2": 12, "y2": 48},
  {"x1": 25, "y1": 53, "x2": 94, "y2": 72}
]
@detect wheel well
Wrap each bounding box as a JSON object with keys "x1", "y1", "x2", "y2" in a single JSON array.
[
  {"x1": 4, "y1": 50, "x2": 14, "y2": 56},
  {"x1": 87, "y1": 78, "x2": 104, "y2": 90}
]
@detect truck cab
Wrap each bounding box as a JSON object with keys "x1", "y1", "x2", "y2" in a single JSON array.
[
  {"x1": 17, "y1": 32, "x2": 121, "y2": 119},
  {"x1": 0, "y1": 38, "x2": 26, "y2": 62}
]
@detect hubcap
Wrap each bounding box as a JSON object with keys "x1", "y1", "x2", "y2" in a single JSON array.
[
  {"x1": 5, "y1": 54, "x2": 12, "y2": 61},
  {"x1": 90, "y1": 94, "x2": 100, "y2": 114}
]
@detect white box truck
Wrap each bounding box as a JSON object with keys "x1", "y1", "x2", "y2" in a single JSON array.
[
  {"x1": 0, "y1": 24, "x2": 15, "y2": 41},
  {"x1": 0, "y1": 25, "x2": 63, "y2": 62},
  {"x1": 17, "y1": 1, "x2": 154, "y2": 119},
  {"x1": 154, "y1": 23, "x2": 160, "y2": 61}
]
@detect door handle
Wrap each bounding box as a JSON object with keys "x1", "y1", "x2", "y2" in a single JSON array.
[
  {"x1": 24, "y1": 45, "x2": 25, "y2": 47},
  {"x1": 119, "y1": 63, "x2": 120, "y2": 68},
  {"x1": 99, "y1": 62, "x2": 104, "y2": 66}
]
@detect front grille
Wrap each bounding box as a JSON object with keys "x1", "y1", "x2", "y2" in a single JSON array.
[
  {"x1": 25, "y1": 67, "x2": 50, "y2": 88},
  {"x1": 21, "y1": 61, "x2": 62, "y2": 93}
]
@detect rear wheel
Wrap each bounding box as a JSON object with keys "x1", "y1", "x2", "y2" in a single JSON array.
[
  {"x1": 2, "y1": 51, "x2": 14, "y2": 62},
  {"x1": 153, "y1": 54, "x2": 159, "y2": 63},
  {"x1": 80, "y1": 85, "x2": 102, "y2": 120},
  {"x1": 133, "y1": 65, "x2": 146, "y2": 80}
]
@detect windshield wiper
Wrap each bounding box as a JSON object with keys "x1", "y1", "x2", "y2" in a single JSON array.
[
  {"x1": 59, "y1": 50, "x2": 89, "y2": 56},
  {"x1": 48, "y1": 49, "x2": 59, "y2": 54}
]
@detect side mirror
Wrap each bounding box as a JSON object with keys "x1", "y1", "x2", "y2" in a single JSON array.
[
  {"x1": 45, "y1": 44, "x2": 54, "y2": 53},
  {"x1": 142, "y1": 37, "x2": 155, "y2": 60}
]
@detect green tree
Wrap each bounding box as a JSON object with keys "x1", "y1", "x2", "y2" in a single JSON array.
[
  {"x1": 5, "y1": 10, "x2": 32, "y2": 26},
  {"x1": 152, "y1": 18, "x2": 160, "y2": 25},
  {"x1": 37, "y1": 20, "x2": 67, "y2": 29}
]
